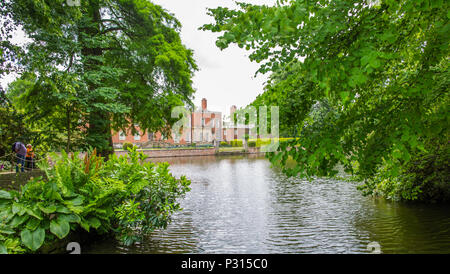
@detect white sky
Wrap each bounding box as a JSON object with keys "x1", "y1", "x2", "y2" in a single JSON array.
[
  {"x1": 1, "y1": 0, "x2": 276, "y2": 117},
  {"x1": 153, "y1": 0, "x2": 276, "y2": 116}
]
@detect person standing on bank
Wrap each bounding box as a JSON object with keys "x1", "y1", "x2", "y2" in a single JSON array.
[
  {"x1": 25, "y1": 144, "x2": 35, "y2": 171},
  {"x1": 13, "y1": 141, "x2": 26, "y2": 173}
]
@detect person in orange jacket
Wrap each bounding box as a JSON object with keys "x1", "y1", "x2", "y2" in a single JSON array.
[{"x1": 25, "y1": 144, "x2": 35, "y2": 171}]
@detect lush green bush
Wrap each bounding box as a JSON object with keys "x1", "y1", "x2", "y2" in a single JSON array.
[
  {"x1": 358, "y1": 141, "x2": 449, "y2": 202},
  {"x1": 257, "y1": 139, "x2": 270, "y2": 147},
  {"x1": 220, "y1": 141, "x2": 230, "y2": 147},
  {"x1": 230, "y1": 140, "x2": 243, "y2": 147},
  {"x1": 122, "y1": 142, "x2": 134, "y2": 151},
  {"x1": 0, "y1": 148, "x2": 190, "y2": 253},
  {"x1": 248, "y1": 141, "x2": 256, "y2": 148}
]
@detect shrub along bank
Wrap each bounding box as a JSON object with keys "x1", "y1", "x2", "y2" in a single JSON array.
[{"x1": 0, "y1": 147, "x2": 190, "y2": 253}]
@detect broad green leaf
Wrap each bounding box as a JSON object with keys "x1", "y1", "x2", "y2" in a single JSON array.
[
  {"x1": 25, "y1": 208, "x2": 43, "y2": 220},
  {"x1": 65, "y1": 196, "x2": 84, "y2": 206},
  {"x1": 0, "y1": 227, "x2": 15, "y2": 235},
  {"x1": 87, "y1": 217, "x2": 101, "y2": 229},
  {"x1": 55, "y1": 205, "x2": 72, "y2": 214},
  {"x1": 50, "y1": 218, "x2": 70, "y2": 239},
  {"x1": 0, "y1": 244, "x2": 7, "y2": 254},
  {"x1": 12, "y1": 202, "x2": 27, "y2": 216},
  {"x1": 21, "y1": 228, "x2": 45, "y2": 251},
  {"x1": 9, "y1": 214, "x2": 30, "y2": 228},
  {"x1": 37, "y1": 203, "x2": 57, "y2": 214},
  {"x1": 80, "y1": 220, "x2": 90, "y2": 232},
  {"x1": 58, "y1": 214, "x2": 81, "y2": 224},
  {"x1": 0, "y1": 190, "x2": 12, "y2": 200},
  {"x1": 0, "y1": 208, "x2": 16, "y2": 224},
  {"x1": 369, "y1": 58, "x2": 381, "y2": 69}
]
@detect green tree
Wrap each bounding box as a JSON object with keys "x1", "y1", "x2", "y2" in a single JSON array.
[
  {"x1": 2, "y1": 0, "x2": 197, "y2": 158},
  {"x1": 0, "y1": 87, "x2": 34, "y2": 157},
  {"x1": 7, "y1": 72, "x2": 85, "y2": 153},
  {"x1": 202, "y1": 0, "x2": 449, "y2": 201}
]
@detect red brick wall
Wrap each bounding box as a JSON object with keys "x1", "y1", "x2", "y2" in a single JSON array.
[
  {"x1": 111, "y1": 126, "x2": 150, "y2": 144},
  {"x1": 223, "y1": 128, "x2": 247, "y2": 142},
  {"x1": 112, "y1": 109, "x2": 222, "y2": 145}
]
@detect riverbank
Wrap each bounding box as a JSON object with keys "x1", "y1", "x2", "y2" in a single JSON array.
[
  {"x1": 116, "y1": 147, "x2": 263, "y2": 158},
  {"x1": 0, "y1": 148, "x2": 264, "y2": 190}
]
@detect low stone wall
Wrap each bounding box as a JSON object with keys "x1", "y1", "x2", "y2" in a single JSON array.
[
  {"x1": 115, "y1": 148, "x2": 218, "y2": 158},
  {"x1": 0, "y1": 170, "x2": 46, "y2": 190},
  {"x1": 247, "y1": 147, "x2": 262, "y2": 154}
]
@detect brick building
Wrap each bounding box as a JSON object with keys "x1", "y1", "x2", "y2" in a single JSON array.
[
  {"x1": 111, "y1": 98, "x2": 223, "y2": 148},
  {"x1": 221, "y1": 105, "x2": 254, "y2": 142}
]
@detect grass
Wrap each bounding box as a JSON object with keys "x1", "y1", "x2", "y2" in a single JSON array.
[{"x1": 219, "y1": 147, "x2": 245, "y2": 152}]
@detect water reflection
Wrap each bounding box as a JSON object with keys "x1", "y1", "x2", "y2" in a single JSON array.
[{"x1": 85, "y1": 155, "x2": 450, "y2": 254}]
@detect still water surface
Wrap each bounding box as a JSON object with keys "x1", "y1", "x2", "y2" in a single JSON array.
[{"x1": 86, "y1": 155, "x2": 450, "y2": 254}]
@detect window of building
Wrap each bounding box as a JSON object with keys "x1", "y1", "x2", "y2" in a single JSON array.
[
  {"x1": 134, "y1": 132, "x2": 141, "y2": 141},
  {"x1": 119, "y1": 131, "x2": 126, "y2": 141},
  {"x1": 148, "y1": 132, "x2": 154, "y2": 141}
]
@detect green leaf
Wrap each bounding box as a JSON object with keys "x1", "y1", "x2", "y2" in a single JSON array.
[
  {"x1": 80, "y1": 220, "x2": 90, "y2": 232},
  {"x1": 37, "y1": 203, "x2": 57, "y2": 214},
  {"x1": 0, "y1": 190, "x2": 12, "y2": 200},
  {"x1": 340, "y1": 91, "x2": 350, "y2": 102},
  {"x1": 87, "y1": 217, "x2": 101, "y2": 229},
  {"x1": 369, "y1": 58, "x2": 381, "y2": 69},
  {"x1": 58, "y1": 214, "x2": 81, "y2": 224},
  {"x1": 21, "y1": 228, "x2": 45, "y2": 251},
  {"x1": 65, "y1": 196, "x2": 84, "y2": 206},
  {"x1": 0, "y1": 227, "x2": 15, "y2": 235},
  {"x1": 55, "y1": 205, "x2": 72, "y2": 214},
  {"x1": 9, "y1": 214, "x2": 30, "y2": 228},
  {"x1": 25, "y1": 208, "x2": 43, "y2": 220},
  {"x1": 25, "y1": 218, "x2": 40, "y2": 231},
  {"x1": 50, "y1": 218, "x2": 70, "y2": 239},
  {"x1": 381, "y1": 30, "x2": 397, "y2": 43},
  {"x1": 0, "y1": 244, "x2": 7, "y2": 254},
  {"x1": 12, "y1": 202, "x2": 26, "y2": 216}
]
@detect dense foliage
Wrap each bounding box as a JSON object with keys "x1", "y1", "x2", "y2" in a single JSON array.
[
  {"x1": 0, "y1": 148, "x2": 190, "y2": 253},
  {"x1": 0, "y1": 87, "x2": 37, "y2": 157},
  {"x1": 122, "y1": 142, "x2": 135, "y2": 151},
  {"x1": 1, "y1": 0, "x2": 197, "y2": 157},
  {"x1": 202, "y1": 0, "x2": 449, "y2": 202}
]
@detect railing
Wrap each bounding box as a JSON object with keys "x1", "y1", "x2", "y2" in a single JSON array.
[
  {"x1": 120, "y1": 142, "x2": 215, "y2": 150},
  {"x1": 0, "y1": 152, "x2": 47, "y2": 173}
]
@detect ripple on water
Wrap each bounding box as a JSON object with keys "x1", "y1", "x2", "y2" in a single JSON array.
[{"x1": 84, "y1": 156, "x2": 450, "y2": 254}]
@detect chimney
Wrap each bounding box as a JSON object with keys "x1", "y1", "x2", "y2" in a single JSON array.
[
  {"x1": 201, "y1": 98, "x2": 207, "y2": 111},
  {"x1": 230, "y1": 105, "x2": 237, "y2": 119}
]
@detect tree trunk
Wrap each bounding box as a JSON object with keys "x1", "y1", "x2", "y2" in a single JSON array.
[
  {"x1": 66, "y1": 107, "x2": 71, "y2": 153},
  {"x1": 80, "y1": 1, "x2": 114, "y2": 160}
]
